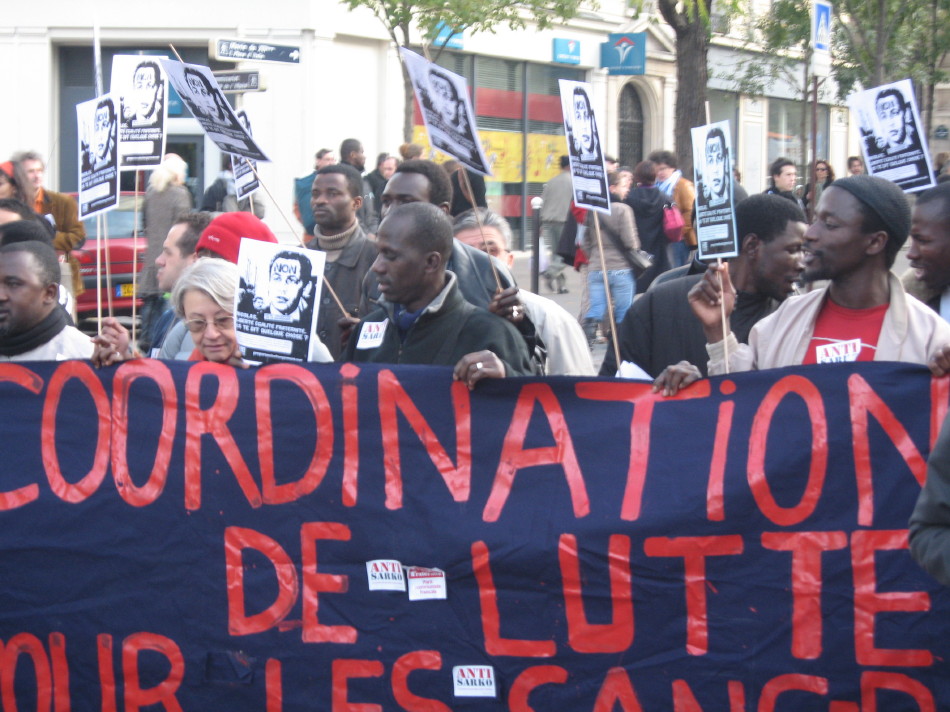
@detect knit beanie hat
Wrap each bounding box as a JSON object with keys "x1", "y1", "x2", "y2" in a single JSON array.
[
  {"x1": 829, "y1": 175, "x2": 911, "y2": 250},
  {"x1": 196, "y1": 212, "x2": 277, "y2": 264}
]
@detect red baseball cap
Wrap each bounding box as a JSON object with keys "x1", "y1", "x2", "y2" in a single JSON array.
[{"x1": 196, "y1": 212, "x2": 277, "y2": 263}]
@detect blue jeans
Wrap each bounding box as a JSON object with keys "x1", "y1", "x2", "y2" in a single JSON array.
[{"x1": 586, "y1": 269, "x2": 635, "y2": 324}]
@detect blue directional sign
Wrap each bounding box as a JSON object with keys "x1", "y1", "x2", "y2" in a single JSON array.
[{"x1": 600, "y1": 33, "x2": 646, "y2": 76}]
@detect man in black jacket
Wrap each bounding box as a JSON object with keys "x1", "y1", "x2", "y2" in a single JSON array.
[
  {"x1": 344, "y1": 203, "x2": 534, "y2": 387},
  {"x1": 600, "y1": 194, "x2": 806, "y2": 377}
]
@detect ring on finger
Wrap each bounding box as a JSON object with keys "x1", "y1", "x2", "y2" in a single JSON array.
[{"x1": 475, "y1": 361, "x2": 484, "y2": 370}]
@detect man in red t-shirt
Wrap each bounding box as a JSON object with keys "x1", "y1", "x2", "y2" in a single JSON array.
[{"x1": 656, "y1": 175, "x2": 950, "y2": 393}]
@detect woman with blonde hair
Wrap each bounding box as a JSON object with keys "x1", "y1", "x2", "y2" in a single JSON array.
[{"x1": 141, "y1": 153, "x2": 193, "y2": 348}]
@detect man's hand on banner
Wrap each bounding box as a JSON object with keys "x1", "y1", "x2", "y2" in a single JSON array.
[
  {"x1": 454, "y1": 350, "x2": 506, "y2": 390},
  {"x1": 652, "y1": 360, "x2": 702, "y2": 397},
  {"x1": 929, "y1": 343, "x2": 950, "y2": 377}
]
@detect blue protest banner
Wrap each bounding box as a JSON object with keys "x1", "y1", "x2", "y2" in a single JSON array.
[{"x1": 0, "y1": 360, "x2": 947, "y2": 709}]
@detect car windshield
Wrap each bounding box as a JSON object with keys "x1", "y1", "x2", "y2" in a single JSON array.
[{"x1": 80, "y1": 195, "x2": 145, "y2": 239}]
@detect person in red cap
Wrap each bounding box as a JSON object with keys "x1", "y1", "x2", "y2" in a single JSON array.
[
  {"x1": 194, "y1": 210, "x2": 277, "y2": 263},
  {"x1": 94, "y1": 212, "x2": 284, "y2": 363}
]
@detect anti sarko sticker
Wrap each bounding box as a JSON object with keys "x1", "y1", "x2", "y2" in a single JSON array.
[
  {"x1": 453, "y1": 665, "x2": 497, "y2": 698},
  {"x1": 365, "y1": 559, "x2": 405, "y2": 591},
  {"x1": 406, "y1": 566, "x2": 447, "y2": 601}
]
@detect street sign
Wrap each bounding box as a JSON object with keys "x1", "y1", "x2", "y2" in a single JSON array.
[
  {"x1": 212, "y1": 39, "x2": 300, "y2": 64},
  {"x1": 812, "y1": 0, "x2": 832, "y2": 77},
  {"x1": 212, "y1": 71, "x2": 266, "y2": 93}
]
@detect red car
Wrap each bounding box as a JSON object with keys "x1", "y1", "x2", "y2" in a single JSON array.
[{"x1": 69, "y1": 192, "x2": 147, "y2": 321}]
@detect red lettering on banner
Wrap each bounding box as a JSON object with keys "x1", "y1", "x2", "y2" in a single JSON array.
[
  {"x1": 758, "y1": 674, "x2": 827, "y2": 710},
  {"x1": 861, "y1": 671, "x2": 935, "y2": 711},
  {"x1": 576, "y1": 381, "x2": 711, "y2": 521},
  {"x1": 266, "y1": 658, "x2": 282, "y2": 712},
  {"x1": 42, "y1": 361, "x2": 111, "y2": 507},
  {"x1": 184, "y1": 363, "x2": 261, "y2": 510},
  {"x1": 0, "y1": 633, "x2": 52, "y2": 712},
  {"x1": 49, "y1": 633, "x2": 70, "y2": 712},
  {"x1": 484, "y1": 383, "x2": 588, "y2": 522},
  {"x1": 761, "y1": 531, "x2": 847, "y2": 659},
  {"x1": 706, "y1": 384, "x2": 735, "y2": 521},
  {"x1": 332, "y1": 659, "x2": 383, "y2": 712},
  {"x1": 848, "y1": 373, "x2": 927, "y2": 526},
  {"x1": 592, "y1": 667, "x2": 644, "y2": 712},
  {"x1": 98, "y1": 634, "x2": 117, "y2": 712},
  {"x1": 378, "y1": 370, "x2": 471, "y2": 510},
  {"x1": 672, "y1": 679, "x2": 746, "y2": 711},
  {"x1": 0, "y1": 365, "x2": 42, "y2": 509},
  {"x1": 931, "y1": 375, "x2": 949, "y2": 450},
  {"x1": 508, "y1": 665, "x2": 568, "y2": 711},
  {"x1": 559, "y1": 534, "x2": 633, "y2": 653},
  {"x1": 747, "y1": 375, "x2": 827, "y2": 526},
  {"x1": 391, "y1": 650, "x2": 451, "y2": 712},
  {"x1": 340, "y1": 363, "x2": 360, "y2": 507},
  {"x1": 225, "y1": 527, "x2": 299, "y2": 636},
  {"x1": 643, "y1": 536, "x2": 744, "y2": 655},
  {"x1": 256, "y1": 365, "x2": 334, "y2": 505},
  {"x1": 112, "y1": 360, "x2": 177, "y2": 507},
  {"x1": 301, "y1": 522, "x2": 356, "y2": 644},
  {"x1": 471, "y1": 541, "x2": 556, "y2": 657},
  {"x1": 121, "y1": 632, "x2": 184, "y2": 712},
  {"x1": 851, "y1": 530, "x2": 932, "y2": 666}
]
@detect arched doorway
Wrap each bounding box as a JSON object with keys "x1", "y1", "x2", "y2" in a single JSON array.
[{"x1": 618, "y1": 84, "x2": 644, "y2": 168}]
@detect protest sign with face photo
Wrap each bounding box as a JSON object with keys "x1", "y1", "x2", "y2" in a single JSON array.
[
  {"x1": 111, "y1": 55, "x2": 167, "y2": 169},
  {"x1": 160, "y1": 59, "x2": 269, "y2": 162},
  {"x1": 76, "y1": 94, "x2": 120, "y2": 219},
  {"x1": 848, "y1": 79, "x2": 934, "y2": 192},
  {"x1": 235, "y1": 239, "x2": 326, "y2": 365},
  {"x1": 691, "y1": 120, "x2": 738, "y2": 259},
  {"x1": 558, "y1": 80, "x2": 609, "y2": 214},
  {"x1": 232, "y1": 109, "x2": 261, "y2": 201},
  {"x1": 400, "y1": 48, "x2": 491, "y2": 176}
]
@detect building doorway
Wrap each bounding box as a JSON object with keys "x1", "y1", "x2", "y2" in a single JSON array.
[{"x1": 618, "y1": 84, "x2": 644, "y2": 169}]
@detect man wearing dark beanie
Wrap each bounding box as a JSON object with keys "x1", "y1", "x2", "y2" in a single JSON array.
[{"x1": 661, "y1": 175, "x2": 950, "y2": 384}]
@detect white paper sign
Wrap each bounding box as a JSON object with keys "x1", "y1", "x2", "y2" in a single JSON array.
[
  {"x1": 406, "y1": 566, "x2": 447, "y2": 601},
  {"x1": 400, "y1": 48, "x2": 491, "y2": 176},
  {"x1": 111, "y1": 55, "x2": 167, "y2": 169},
  {"x1": 558, "y1": 80, "x2": 610, "y2": 214},
  {"x1": 365, "y1": 559, "x2": 406, "y2": 592},
  {"x1": 691, "y1": 120, "x2": 739, "y2": 260},
  {"x1": 76, "y1": 94, "x2": 120, "y2": 220},
  {"x1": 452, "y1": 665, "x2": 497, "y2": 698}
]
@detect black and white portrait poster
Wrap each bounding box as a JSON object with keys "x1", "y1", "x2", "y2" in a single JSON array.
[
  {"x1": 235, "y1": 239, "x2": 326, "y2": 365},
  {"x1": 847, "y1": 79, "x2": 934, "y2": 192},
  {"x1": 558, "y1": 79, "x2": 610, "y2": 214},
  {"x1": 76, "y1": 94, "x2": 120, "y2": 219},
  {"x1": 111, "y1": 54, "x2": 167, "y2": 169},
  {"x1": 232, "y1": 109, "x2": 260, "y2": 201},
  {"x1": 400, "y1": 48, "x2": 491, "y2": 176},
  {"x1": 160, "y1": 59, "x2": 269, "y2": 162},
  {"x1": 691, "y1": 120, "x2": 738, "y2": 260}
]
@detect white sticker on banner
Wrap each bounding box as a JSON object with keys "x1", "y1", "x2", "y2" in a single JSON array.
[
  {"x1": 452, "y1": 665, "x2": 497, "y2": 698},
  {"x1": 356, "y1": 320, "x2": 388, "y2": 350},
  {"x1": 406, "y1": 566, "x2": 447, "y2": 601},
  {"x1": 366, "y1": 559, "x2": 405, "y2": 591}
]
